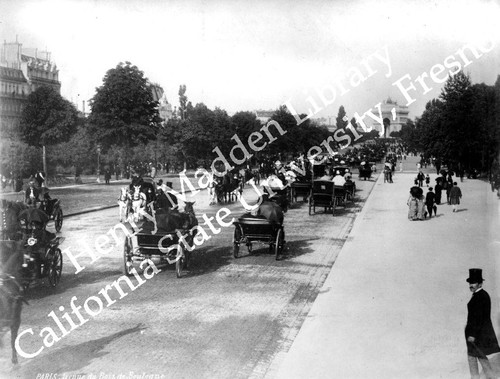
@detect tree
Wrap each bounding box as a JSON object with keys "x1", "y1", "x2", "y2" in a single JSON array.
[
  {"x1": 335, "y1": 106, "x2": 348, "y2": 129},
  {"x1": 178, "y1": 84, "x2": 188, "y2": 120},
  {"x1": 439, "y1": 71, "x2": 473, "y2": 169},
  {"x1": 19, "y1": 85, "x2": 79, "y2": 175},
  {"x1": 20, "y1": 86, "x2": 78, "y2": 147},
  {"x1": 88, "y1": 62, "x2": 160, "y2": 152}
]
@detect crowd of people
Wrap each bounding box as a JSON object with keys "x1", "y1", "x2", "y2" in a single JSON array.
[{"x1": 407, "y1": 168, "x2": 463, "y2": 221}]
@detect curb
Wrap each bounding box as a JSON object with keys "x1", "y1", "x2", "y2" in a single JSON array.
[{"x1": 63, "y1": 187, "x2": 204, "y2": 219}]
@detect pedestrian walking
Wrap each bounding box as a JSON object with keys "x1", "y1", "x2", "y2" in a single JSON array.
[
  {"x1": 407, "y1": 190, "x2": 418, "y2": 221},
  {"x1": 425, "y1": 174, "x2": 430, "y2": 187},
  {"x1": 465, "y1": 268, "x2": 500, "y2": 379},
  {"x1": 425, "y1": 187, "x2": 437, "y2": 218},
  {"x1": 449, "y1": 182, "x2": 462, "y2": 212},
  {"x1": 417, "y1": 171, "x2": 425, "y2": 187},
  {"x1": 434, "y1": 179, "x2": 443, "y2": 205},
  {"x1": 445, "y1": 179, "x2": 452, "y2": 204}
]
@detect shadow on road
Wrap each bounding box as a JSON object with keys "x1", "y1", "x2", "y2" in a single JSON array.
[{"x1": 18, "y1": 324, "x2": 145, "y2": 375}]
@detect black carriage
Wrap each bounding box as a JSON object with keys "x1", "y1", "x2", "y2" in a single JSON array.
[
  {"x1": 308, "y1": 180, "x2": 348, "y2": 216},
  {"x1": 358, "y1": 164, "x2": 372, "y2": 181},
  {"x1": 123, "y1": 221, "x2": 193, "y2": 278},
  {"x1": 0, "y1": 207, "x2": 65, "y2": 288},
  {"x1": 290, "y1": 180, "x2": 311, "y2": 203},
  {"x1": 232, "y1": 216, "x2": 285, "y2": 260}
]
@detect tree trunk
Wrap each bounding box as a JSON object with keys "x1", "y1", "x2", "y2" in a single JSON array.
[{"x1": 42, "y1": 145, "x2": 48, "y2": 185}]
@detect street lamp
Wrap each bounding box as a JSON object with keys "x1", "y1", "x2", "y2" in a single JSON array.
[{"x1": 96, "y1": 144, "x2": 101, "y2": 183}]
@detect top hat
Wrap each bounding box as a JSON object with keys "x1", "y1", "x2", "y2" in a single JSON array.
[{"x1": 466, "y1": 268, "x2": 484, "y2": 283}]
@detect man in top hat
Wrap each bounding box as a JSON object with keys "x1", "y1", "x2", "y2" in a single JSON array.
[{"x1": 465, "y1": 268, "x2": 500, "y2": 379}]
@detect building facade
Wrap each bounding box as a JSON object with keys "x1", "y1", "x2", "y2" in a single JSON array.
[
  {"x1": 0, "y1": 40, "x2": 61, "y2": 136},
  {"x1": 255, "y1": 110, "x2": 274, "y2": 124}
]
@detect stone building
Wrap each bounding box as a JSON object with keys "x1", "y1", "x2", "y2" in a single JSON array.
[
  {"x1": 255, "y1": 109, "x2": 274, "y2": 124},
  {"x1": 148, "y1": 82, "x2": 173, "y2": 122},
  {"x1": 367, "y1": 97, "x2": 409, "y2": 137},
  {"x1": 0, "y1": 40, "x2": 61, "y2": 136}
]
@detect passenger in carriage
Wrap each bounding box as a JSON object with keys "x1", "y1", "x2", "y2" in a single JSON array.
[
  {"x1": 41, "y1": 188, "x2": 55, "y2": 215},
  {"x1": 25, "y1": 181, "x2": 40, "y2": 206},
  {"x1": 273, "y1": 160, "x2": 287, "y2": 184},
  {"x1": 332, "y1": 170, "x2": 346, "y2": 186},
  {"x1": 156, "y1": 183, "x2": 178, "y2": 210}
]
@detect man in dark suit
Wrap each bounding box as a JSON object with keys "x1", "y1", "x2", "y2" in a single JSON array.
[
  {"x1": 465, "y1": 268, "x2": 500, "y2": 379},
  {"x1": 25, "y1": 181, "x2": 40, "y2": 206}
]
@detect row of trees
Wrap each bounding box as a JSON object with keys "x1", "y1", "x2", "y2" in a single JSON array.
[
  {"x1": 14, "y1": 61, "x2": 372, "y2": 178},
  {"x1": 399, "y1": 72, "x2": 500, "y2": 173}
]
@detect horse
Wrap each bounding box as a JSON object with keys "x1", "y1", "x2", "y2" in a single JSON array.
[
  {"x1": 129, "y1": 185, "x2": 147, "y2": 222},
  {"x1": 215, "y1": 173, "x2": 241, "y2": 203},
  {"x1": 0, "y1": 239, "x2": 26, "y2": 364},
  {"x1": 118, "y1": 187, "x2": 130, "y2": 222},
  {"x1": 155, "y1": 201, "x2": 198, "y2": 232},
  {"x1": 206, "y1": 173, "x2": 218, "y2": 206}
]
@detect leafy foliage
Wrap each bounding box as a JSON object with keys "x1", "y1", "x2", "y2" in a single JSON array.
[
  {"x1": 19, "y1": 86, "x2": 78, "y2": 147},
  {"x1": 335, "y1": 105, "x2": 348, "y2": 129},
  {"x1": 88, "y1": 62, "x2": 160, "y2": 151},
  {"x1": 401, "y1": 71, "x2": 500, "y2": 172}
]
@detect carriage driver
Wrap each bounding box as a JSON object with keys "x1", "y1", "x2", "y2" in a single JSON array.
[{"x1": 25, "y1": 181, "x2": 40, "y2": 206}]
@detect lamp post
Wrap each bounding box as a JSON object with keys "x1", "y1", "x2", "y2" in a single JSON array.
[{"x1": 96, "y1": 144, "x2": 101, "y2": 183}]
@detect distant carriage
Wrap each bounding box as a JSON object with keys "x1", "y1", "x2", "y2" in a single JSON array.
[{"x1": 308, "y1": 180, "x2": 349, "y2": 216}]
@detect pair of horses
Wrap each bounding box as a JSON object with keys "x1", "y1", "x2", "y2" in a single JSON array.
[
  {"x1": 214, "y1": 173, "x2": 242, "y2": 204},
  {"x1": 118, "y1": 186, "x2": 148, "y2": 223}
]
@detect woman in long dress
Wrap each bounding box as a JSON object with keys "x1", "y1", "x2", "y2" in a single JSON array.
[
  {"x1": 407, "y1": 193, "x2": 418, "y2": 220},
  {"x1": 416, "y1": 194, "x2": 426, "y2": 220}
]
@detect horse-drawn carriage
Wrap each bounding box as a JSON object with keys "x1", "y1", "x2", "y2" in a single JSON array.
[
  {"x1": 123, "y1": 225, "x2": 191, "y2": 279},
  {"x1": 308, "y1": 180, "x2": 349, "y2": 216},
  {"x1": 0, "y1": 203, "x2": 64, "y2": 289},
  {"x1": 358, "y1": 162, "x2": 373, "y2": 181},
  {"x1": 122, "y1": 188, "x2": 198, "y2": 278},
  {"x1": 232, "y1": 201, "x2": 285, "y2": 260}
]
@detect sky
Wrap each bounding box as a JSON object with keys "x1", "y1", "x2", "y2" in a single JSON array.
[{"x1": 1, "y1": 0, "x2": 500, "y2": 122}]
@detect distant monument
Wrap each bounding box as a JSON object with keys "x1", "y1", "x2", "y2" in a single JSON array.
[{"x1": 368, "y1": 97, "x2": 409, "y2": 137}]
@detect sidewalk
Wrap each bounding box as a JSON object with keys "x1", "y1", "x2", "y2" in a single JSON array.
[{"x1": 274, "y1": 167, "x2": 500, "y2": 378}]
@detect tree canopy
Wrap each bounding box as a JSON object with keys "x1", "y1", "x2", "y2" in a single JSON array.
[
  {"x1": 401, "y1": 71, "x2": 500, "y2": 172},
  {"x1": 19, "y1": 86, "x2": 79, "y2": 147},
  {"x1": 88, "y1": 62, "x2": 160, "y2": 151}
]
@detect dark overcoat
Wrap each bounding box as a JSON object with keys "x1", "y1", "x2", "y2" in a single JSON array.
[{"x1": 465, "y1": 289, "x2": 500, "y2": 356}]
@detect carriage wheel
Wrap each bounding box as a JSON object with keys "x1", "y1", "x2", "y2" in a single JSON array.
[
  {"x1": 123, "y1": 237, "x2": 134, "y2": 276},
  {"x1": 55, "y1": 209, "x2": 63, "y2": 232},
  {"x1": 233, "y1": 227, "x2": 241, "y2": 258},
  {"x1": 175, "y1": 244, "x2": 185, "y2": 278},
  {"x1": 275, "y1": 228, "x2": 285, "y2": 260},
  {"x1": 48, "y1": 249, "x2": 63, "y2": 287}
]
